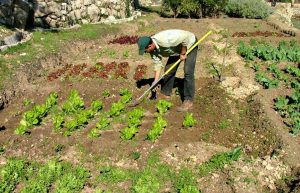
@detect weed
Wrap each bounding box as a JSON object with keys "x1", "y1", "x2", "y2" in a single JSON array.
[
  {"x1": 54, "y1": 144, "x2": 65, "y2": 153},
  {"x1": 218, "y1": 119, "x2": 230, "y2": 130},
  {"x1": 22, "y1": 99, "x2": 33, "y2": 107},
  {"x1": 198, "y1": 147, "x2": 242, "y2": 177},
  {"x1": 172, "y1": 168, "x2": 200, "y2": 193},
  {"x1": 99, "y1": 166, "x2": 132, "y2": 183},
  {"x1": 0, "y1": 145, "x2": 4, "y2": 155},
  {"x1": 102, "y1": 89, "x2": 110, "y2": 98},
  {"x1": 123, "y1": 50, "x2": 130, "y2": 58},
  {"x1": 201, "y1": 132, "x2": 211, "y2": 141},
  {"x1": 108, "y1": 50, "x2": 116, "y2": 59},
  {"x1": 131, "y1": 152, "x2": 141, "y2": 160}
]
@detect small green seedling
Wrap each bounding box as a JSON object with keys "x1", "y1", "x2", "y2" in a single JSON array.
[
  {"x1": 183, "y1": 113, "x2": 197, "y2": 128},
  {"x1": 102, "y1": 89, "x2": 110, "y2": 98},
  {"x1": 123, "y1": 50, "x2": 130, "y2": 58}
]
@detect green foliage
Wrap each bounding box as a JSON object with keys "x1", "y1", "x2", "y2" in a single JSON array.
[
  {"x1": 237, "y1": 40, "x2": 300, "y2": 63},
  {"x1": 0, "y1": 158, "x2": 89, "y2": 193},
  {"x1": 54, "y1": 144, "x2": 65, "y2": 153},
  {"x1": 121, "y1": 107, "x2": 145, "y2": 140},
  {"x1": 23, "y1": 99, "x2": 33, "y2": 107},
  {"x1": 127, "y1": 107, "x2": 145, "y2": 127},
  {"x1": 199, "y1": 0, "x2": 228, "y2": 17},
  {"x1": 131, "y1": 152, "x2": 141, "y2": 160},
  {"x1": 173, "y1": 168, "x2": 199, "y2": 193},
  {"x1": 108, "y1": 102, "x2": 125, "y2": 117},
  {"x1": 255, "y1": 72, "x2": 279, "y2": 89},
  {"x1": 96, "y1": 116, "x2": 110, "y2": 130},
  {"x1": 53, "y1": 114, "x2": 65, "y2": 132},
  {"x1": 156, "y1": 100, "x2": 172, "y2": 115},
  {"x1": 54, "y1": 166, "x2": 90, "y2": 193},
  {"x1": 225, "y1": 0, "x2": 272, "y2": 19},
  {"x1": 91, "y1": 99, "x2": 103, "y2": 112},
  {"x1": 285, "y1": 65, "x2": 300, "y2": 78},
  {"x1": 119, "y1": 89, "x2": 133, "y2": 104},
  {"x1": 162, "y1": 0, "x2": 227, "y2": 18},
  {"x1": 123, "y1": 50, "x2": 130, "y2": 58},
  {"x1": 274, "y1": 90, "x2": 300, "y2": 135},
  {"x1": 88, "y1": 128, "x2": 101, "y2": 138},
  {"x1": 131, "y1": 170, "x2": 160, "y2": 193},
  {"x1": 198, "y1": 147, "x2": 241, "y2": 176},
  {"x1": 237, "y1": 41, "x2": 255, "y2": 61},
  {"x1": 99, "y1": 166, "x2": 131, "y2": 183},
  {"x1": 15, "y1": 92, "x2": 58, "y2": 134},
  {"x1": 21, "y1": 160, "x2": 65, "y2": 193},
  {"x1": 178, "y1": 0, "x2": 199, "y2": 18},
  {"x1": 102, "y1": 89, "x2": 110, "y2": 98},
  {"x1": 182, "y1": 113, "x2": 197, "y2": 128},
  {"x1": 121, "y1": 126, "x2": 139, "y2": 140},
  {"x1": 162, "y1": 0, "x2": 181, "y2": 17},
  {"x1": 147, "y1": 115, "x2": 167, "y2": 141},
  {"x1": 62, "y1": 90, "x2": 85, "y2": 115},
  {"x1": 125, "y1": 0, "x2": 131, "y2": 17},
  {"x1": 0, "y1": 158, "x2": 31, "y2": 192}
]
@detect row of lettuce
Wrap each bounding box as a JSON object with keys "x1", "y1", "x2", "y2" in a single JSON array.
[
  {"x1": 237, "y1": 40, "x2": 300, "y2": 135},
  {"x1": 0, "y1": 146, "x2": 241, "y2": 193},
  {"x1": 14, "y1": 89, "x2": 197, "y2": 140}
]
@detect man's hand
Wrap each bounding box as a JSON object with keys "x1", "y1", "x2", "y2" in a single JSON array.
[
  {"x1": 180, "y1": 53, "x2": 187, "y2": 61},
  {"x1": 180, "y1": 46, "x2": 187, "y2": 61}
]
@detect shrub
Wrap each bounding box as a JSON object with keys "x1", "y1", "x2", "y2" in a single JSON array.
[
  {"x1": 162, "y1": 0, "x2": 181, "y2": 18},
  {"x1": 178, "y1": 0, "x2": 199, "y2": 18},
  {"x1": 199, "y1": 0, "x2": 228, "y2": 17},
  {"x1": 225, "y1": 0, "x2": 273, "y2": 19}
]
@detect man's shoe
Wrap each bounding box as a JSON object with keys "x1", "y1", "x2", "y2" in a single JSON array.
[{"x1": 177, "y1": 100, "x2": 193, "y2": 112}]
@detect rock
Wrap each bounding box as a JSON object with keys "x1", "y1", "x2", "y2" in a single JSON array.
[
  {"x1": 83, "y1": 0, "x2": 92, "y2": 6},
  {"x1": 87, "y1": 4, "x2": 100, "y2": 22},
  {"x1": 4, "y1": 32, "x2": 23, "y2": 45}
]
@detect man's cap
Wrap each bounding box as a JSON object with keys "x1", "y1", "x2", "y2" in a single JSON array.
[{"x1": 137, "y1": 36, "x2": 151, "y2": 55}]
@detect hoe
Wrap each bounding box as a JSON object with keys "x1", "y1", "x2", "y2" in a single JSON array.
[{"x1": 131, "y1": 30, "x2": 213, "y2": 107}]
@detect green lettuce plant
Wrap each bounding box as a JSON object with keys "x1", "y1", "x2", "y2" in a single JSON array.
[{"x1": 183, "y1": 113, "x2": 197, "y2": 128}]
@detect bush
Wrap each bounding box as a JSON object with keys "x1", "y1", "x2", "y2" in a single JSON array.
[
  {"x1": 162, "y1": 0, "x2": 228, "y2": 18},
  {"x1": 199, "y1": 0, "x2": 228, "y2": 17},
  {"x1": 225, "y1": 0, "x2": 273, "y2": 19},
  {"x1": 162, "y1": 0, "x2": 181, "y2": 18},
  {"x1": 178, "y1": 0, "x2": 199, "y2": 18}
]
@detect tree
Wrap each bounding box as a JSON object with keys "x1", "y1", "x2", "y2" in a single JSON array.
[
  {"x1": 178, "y1": 0, "x2": 199, "y2": 18},
  {"x1": 162, "y1": 0, "x2": 182, "y2": 18}
]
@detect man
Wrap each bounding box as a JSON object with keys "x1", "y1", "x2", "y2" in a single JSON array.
[{"x1": 137, "y1": 29, "x2": 198, "y2": 112}]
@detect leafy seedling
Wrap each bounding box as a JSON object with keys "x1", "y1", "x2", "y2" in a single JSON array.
[
  {"x1": 102, "y1": 89, "x2": 110, "y2": 98},
  {"x1": 183, "y1": 113, "x2": 197, "y2": 128}
]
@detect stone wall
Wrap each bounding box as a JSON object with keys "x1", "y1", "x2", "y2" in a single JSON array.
[
  {"x1": 0, "y1": 0, "x2": 137, "y2": 29},
  {"x1": 268, "y1": 2, "x2": 300, "y2": 27}
]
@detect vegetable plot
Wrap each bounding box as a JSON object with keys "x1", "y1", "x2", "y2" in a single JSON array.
[
  {"x1": 14, "y1": 88, "x2": 198, "y2": 140},
  {"x1": 147, "y1": 100, "x2": 172, "y2": 141},
  {"x1": 0, "y1": 158, "x2": 90, "y2": 193},
  {"x1": 15, "y1": 92, "x2": 58, "y2": 134},
  {"x1": 47, "y1": 61, "x2": 141, "y2": 81},
  {"x1": 274, "y1": 90, "x2": 300, "y2": 135},
  {"x1": 238, "y1": 39, "x2": 300, "y2": 135},
  {"x1": 238, "y1": 40, "x2": 300, "y2": 62},
  {"x1": 121, "y1": 107, "x2": 145, "y2": 140}
]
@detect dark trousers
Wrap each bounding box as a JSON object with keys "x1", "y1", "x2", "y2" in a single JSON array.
[{"x1": 161, "y1": 43, "x2": 198, "y2": 101}]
